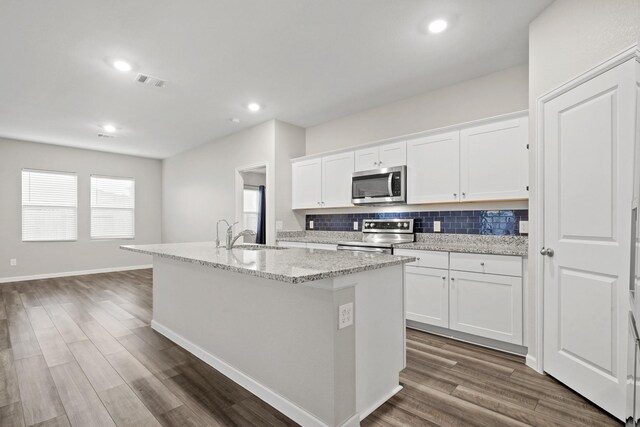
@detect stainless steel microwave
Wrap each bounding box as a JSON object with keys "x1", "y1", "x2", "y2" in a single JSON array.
[{"x1": 352, "y1": 166, "x2": 406, "y2": 205}]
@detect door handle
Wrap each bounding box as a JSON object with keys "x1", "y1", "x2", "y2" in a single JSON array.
[{"x1": 540, "y1": 247, "x2": 554, "y2": 257}]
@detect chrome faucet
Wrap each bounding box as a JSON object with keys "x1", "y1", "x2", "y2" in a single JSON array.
[
  {"x1": 227, "y1": 228, "x2": 256, "y2": 249},
  {"x1": 216, "y1": 219, "x2": 233, "y2": 248}
]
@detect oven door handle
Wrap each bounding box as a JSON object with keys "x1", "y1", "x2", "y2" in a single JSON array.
[{"x1": 337, "y1": 246, "x2": 389, "y2": 254}]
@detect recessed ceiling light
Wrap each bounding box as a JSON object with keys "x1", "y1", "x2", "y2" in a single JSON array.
[
  {"x1": 230, "y1": 118, "x2": 241, "y2": 123},
  {"x1": 102, "y1": 124, "x2": 117, "y2": 133},
  {"x1": 247, "y1": 103, "x2": 261, "y2": 112},
  {"x1": 428, "y1": 19, "x2": 448, "y2": 34},
  {"x1": 113, "y1": 60, "x2": 132, "y2": 72}
]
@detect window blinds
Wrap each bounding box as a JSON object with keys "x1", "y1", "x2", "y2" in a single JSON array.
[
  {"x1": 22, "y1": 169, "x2": 78, "y2": 241},
  {"x1": 91, "y1": 175, "x2": 135, "y2": 239}
]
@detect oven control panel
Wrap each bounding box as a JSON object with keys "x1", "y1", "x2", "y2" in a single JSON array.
[{"x1": 362, "y1": 218, "x2": 414, "y2": 233}]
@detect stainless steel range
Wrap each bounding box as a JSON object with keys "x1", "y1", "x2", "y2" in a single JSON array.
[{"x1": 337, "y1": 218, "x2": 415, "y2": 254}]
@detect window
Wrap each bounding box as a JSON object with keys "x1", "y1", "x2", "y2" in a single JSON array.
[
  {"x1": 22, "y1": 169, "x2": 78, "y2": 242},
  {"x1": 91, "y1": 175, "x2": 135, "y2": 239},
  {"x1": 243, "y1": 186, "x2": 260, "y2": 233}
]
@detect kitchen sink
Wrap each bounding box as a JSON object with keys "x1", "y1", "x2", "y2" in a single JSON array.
[{"x1": 231, "y1": 244, "x2": 288, "y2": 251}]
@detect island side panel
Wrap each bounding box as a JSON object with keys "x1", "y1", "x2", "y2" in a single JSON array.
[{"x1": 151, "y1": 256, "x2": 356, "y2": 427}]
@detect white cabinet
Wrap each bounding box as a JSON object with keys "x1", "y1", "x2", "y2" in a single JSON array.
[
  {"x1": 355, "y1": 141, "x2": 406, "y2": 171},
  {"x1": 291, "y1": 158, "x2": 322, "y2": 209},
  {"x1": 405, "y1": 266, "x2": 449, "y2": 328},
  {"x1": 291, "y1": 151, "x2": 354, "y2": 209},
  {"x1": 449, "y1": 270, "x2": 523, "y2": 345},
  {"x1": 407, "y1": 131, "x2": 460, "y2": 204},
  {"x1": 460, "y1": 117, "x2": 529, "y2": 202},
  {"x1": 321, "y1": 152, "x2": 354, "y2": 208}
]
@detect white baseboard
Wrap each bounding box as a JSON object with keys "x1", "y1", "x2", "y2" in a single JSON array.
[
  {"x1": 0, "y1": 264, "x2": 153, "y2": 284},
  {"x1": 359, "y1": 385, "x2": 402, "y2": 421},
  {"x1": 152, "y1": 320, "x2": 359, "y2": 427},
  {"x1": 526, "y1": 354, "x2": 541, "y2": 373}
]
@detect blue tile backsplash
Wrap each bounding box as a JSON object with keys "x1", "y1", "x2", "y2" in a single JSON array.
[{"x1": 306, "y1": 209, "x2": 529, "y2": 236}]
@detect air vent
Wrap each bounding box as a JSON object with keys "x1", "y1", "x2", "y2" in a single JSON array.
[
  {"x1": 135, "y1": 73, "x2": 167, "y2": 88},
  {"x1": 97, "y1": 133, "x2": 116, "y2": 139}
]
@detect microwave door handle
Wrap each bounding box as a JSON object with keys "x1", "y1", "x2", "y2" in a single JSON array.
[
  {"x1": 631, "y1": 207, "x2": 638, "y2": 296},
  {"x1": 388, "y1": 173, "x2": 393, "y2": 197}
]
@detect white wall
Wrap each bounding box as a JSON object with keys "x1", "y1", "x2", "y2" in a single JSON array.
[
  {"x1": 527, "y1": 0, "x2": 640, "y2": 361},
  {"x1": 274, "y1": 121, "x2": 306, "y2": 231},
  {"x1": 162, "y1": 121, "x2": 276, "y2": 244},
  {"x1": 305, "y1": 64, "x2": 529, "y2": 155},
  {"x1": 0, "y1": 137, "x2": 162, "y2": 280}
]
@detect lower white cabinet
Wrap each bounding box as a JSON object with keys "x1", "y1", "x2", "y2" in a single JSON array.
[
  {"x1": 405, "y1": 266, "x2": 449, "y2": 328},
  {"x1": 449, "y1": 270, "x2": 523, "y2": 345}
]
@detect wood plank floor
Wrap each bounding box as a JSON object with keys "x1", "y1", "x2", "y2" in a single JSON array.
[{"x1": 0, "y1": 270, "x2": 621, "y2": 426}]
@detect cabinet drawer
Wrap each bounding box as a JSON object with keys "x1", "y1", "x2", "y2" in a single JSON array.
[
  {"x1": 450, "y1": 252, "x2": 522, "y2": 277},
  {"x1": 395, "y1": 249, "x2": 448, "y2": 269}
]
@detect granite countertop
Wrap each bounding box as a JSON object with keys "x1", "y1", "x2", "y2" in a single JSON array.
[
  {"x1": 121, "y1": 242, "x2": 415, "y2": 284},
  {"x1": 277, "y1": 231, "x2": 528, "y2": 256}
]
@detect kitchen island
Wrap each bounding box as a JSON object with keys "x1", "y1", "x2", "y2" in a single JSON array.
[{"x1": 121, "y1": 242, "x2": 415, "y2": 427}]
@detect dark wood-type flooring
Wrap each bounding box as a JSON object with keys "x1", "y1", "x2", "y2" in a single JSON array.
[{"x1": 0, "y1": 269, "x2": 621, "y2": 426}]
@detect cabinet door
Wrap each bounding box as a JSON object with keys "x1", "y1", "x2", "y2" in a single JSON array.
[
  {"x1": 322, "y1": 152, "x2": 355, "y2": 208},
  {"x1": 460, "y1": 117, "x2": 529, "y2": 202},
  {"x1": 291, "y1": 158, "x2": 322, "y2": 209},
  {"x1": 354, "y1": 147, "x2": 379, "y2": 172},
  {"x1": 378, "y1": 141, "x2": 406, "y2": 169},
  {"x1": 449, "y1": 271, "x2": 523, "y2": 344},
  {"x1": 407, "y1": 131, "x2": 460, "y2": 204},
  {"x1": 405, "y1": 266, "x2": 449, "y2": 327}
]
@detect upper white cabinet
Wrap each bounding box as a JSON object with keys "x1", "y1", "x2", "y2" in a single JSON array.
[
  {"x1": 291, "y1": 158, "x2": 322, "y2": 209},
  {"x1": 355, "y1": 141, "x2": 406, "y2": 171},
  {"x1": 460, "y1": 117, "x2": 529, "y2": 201},
  {"x1": 407, "y1": 131, "x2": 460, "y2": 204},
  {"x1": 322, "y1": 152, "x2": 355, "y2": 208}
]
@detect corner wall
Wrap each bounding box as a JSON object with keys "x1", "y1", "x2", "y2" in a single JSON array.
[{"x1": 0, "y1": 138, "x2": 162, "y2": 280}]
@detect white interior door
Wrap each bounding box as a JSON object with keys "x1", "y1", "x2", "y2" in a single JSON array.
[
  {"x1": 291, "y1": 158, "x2": 322, "y2": 209},
  {"x1": 407, "y1": 131, "x2": 460, "y2": 204},
  {"x1": 321, "y1": 151, "x2": 355, "y2": 208},
  {"x1": 543, "y1": 59, "x2": 636, "y2": 419}
]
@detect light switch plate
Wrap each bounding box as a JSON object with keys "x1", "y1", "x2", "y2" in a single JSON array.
[
  {"x1": 276, "y1": 220, "x2": 283, "y2": 231},
  {"x1": 309, "y1": 220, "x2": 314, "y2": 229},
  {"x1": 519, "y1": 220, "x2": 529, "y2": 234},
  {"x1": 353, "y1": 221, "x2": 359, "y2": 230},
  {"x1": 338, "y1": 302, "x2": 354, "y2": 329},
  {"x1": 433, "y1": 221, "x2": 441, "y2": 233},
  {"x1": 10, "y1": 259, "x2": 16, "y2": 267}
]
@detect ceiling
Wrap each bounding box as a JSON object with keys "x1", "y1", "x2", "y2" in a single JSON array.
[{"x1": 0, "y1": 0, "x2": 552, "y2": 159}]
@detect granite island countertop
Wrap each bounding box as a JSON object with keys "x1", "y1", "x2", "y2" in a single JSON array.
[
  {"x1": 121, "y1": 242, "x2": 415, "y2": 284},
  {"x1": 277, "y1": 231, "x2": 528, "y2": 256}
]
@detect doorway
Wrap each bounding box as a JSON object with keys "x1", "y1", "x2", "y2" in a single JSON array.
[{"x1": 237, "y1": 165, "x2": 267, "y2": 244}]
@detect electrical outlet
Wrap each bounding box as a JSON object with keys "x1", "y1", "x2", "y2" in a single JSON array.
[
  {"x1": 309, "y1": 220, "x2": 314, "y2": 229},
  {"x1": 338, "y1": 302, "x2": 354, "y2": 329},
  {"x1": 433, "y1": 221, "x2": 441, "y2": 233},
  {"x1": 353, "y1": 221, "x2": 359, "y2": 231},
  {"x1": 276, "y1": 220, "x2": 283, "y2": 231},
  {"x1": 519, "y1": 220, "x2": 529, "y2": 234},
  {"x1": 10, "y1": 259, "x2": 17, "y2": 267}
]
